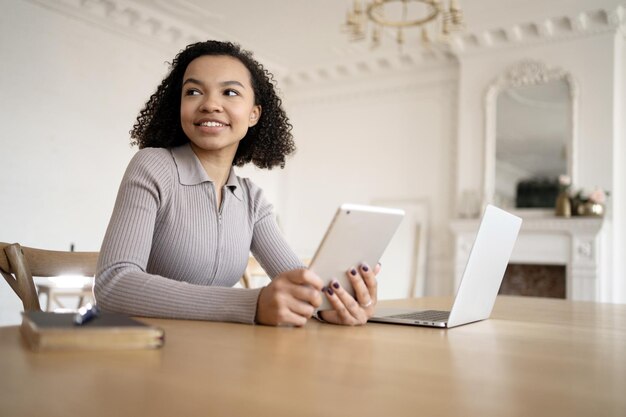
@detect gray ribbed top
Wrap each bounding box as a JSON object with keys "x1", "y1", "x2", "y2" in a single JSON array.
[{"x1": 95, "y1": 144, "x2": 302, "y2": 324}]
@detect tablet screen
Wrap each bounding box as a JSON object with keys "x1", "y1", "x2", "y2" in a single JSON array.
[{"x1": 309, "y1": 204, "x2": 404, "y2": 311}]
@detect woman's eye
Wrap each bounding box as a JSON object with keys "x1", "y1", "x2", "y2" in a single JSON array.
[
  {"x1": 224, "y1": 89, "x2": 239, "y2": 97},
  {"x1": 185, "y1": 89, "x2": 201, "y2": 96}
]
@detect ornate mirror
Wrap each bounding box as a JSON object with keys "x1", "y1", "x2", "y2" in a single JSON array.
[{"x1": 483, "y1": 60, "x2": 577, "y2": 211}]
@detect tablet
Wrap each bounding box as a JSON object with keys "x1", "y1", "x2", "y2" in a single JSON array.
[{"x1": 309, "y1": 204, "x2": 405, "y2": 311}]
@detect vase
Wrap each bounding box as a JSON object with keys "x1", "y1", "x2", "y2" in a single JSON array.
[
  {"x1": 555, "y1": 191, "x2": 571, "y2": 217},
  {"x1": 577, "y1": 201, "x2": 604, "y2": 217}
]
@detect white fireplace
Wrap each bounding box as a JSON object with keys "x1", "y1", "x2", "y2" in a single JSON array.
[{"x1": 450, "y1": 213, "x2": 611, "y2": 302}]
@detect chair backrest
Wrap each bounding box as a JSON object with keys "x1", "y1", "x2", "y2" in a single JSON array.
[
  {"x1": 240, "y1": 257, "x2": 311, "y2": 289},
  {"x1": 0, "y1": 242, "x2": 99, "y2": 312}
]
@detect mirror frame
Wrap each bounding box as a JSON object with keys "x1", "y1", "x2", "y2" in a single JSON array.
[{"x1": 483, "y1": 59, "x2": 579, "y2": 212}]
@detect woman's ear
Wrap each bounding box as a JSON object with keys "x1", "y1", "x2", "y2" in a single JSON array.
[{"x1": 249, "y1": 105, "x2": 262, "y2": 127}]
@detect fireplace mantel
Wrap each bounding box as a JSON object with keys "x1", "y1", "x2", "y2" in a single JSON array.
[{"x1": 450, "y1": 214, "x2": 611, "y2": 302}]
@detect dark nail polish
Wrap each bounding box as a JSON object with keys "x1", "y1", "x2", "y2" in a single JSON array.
[
  {"x1": 362, "y1": 264, "x2": 369, "y2": 272},
  {"x1": 327, "y1": 287, "x2": 334, "y2": 295},
  {"x1": 350, "y1": 268, "x2": 357, "y2": 276},
  {"x1": 332, "y1": 281, "x2": 340, "y2": 289},
  {"x1": 321, "y1": 286, "x2": 327, "y2": 293}
]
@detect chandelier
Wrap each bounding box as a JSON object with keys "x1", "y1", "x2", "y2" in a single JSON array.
[{"x1": 342, "y1": 0, "x2": 464, "y2": 49}]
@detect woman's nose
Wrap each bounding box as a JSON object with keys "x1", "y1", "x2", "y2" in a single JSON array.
[{"x1": 199, "y1": 93, "x2": 222, "y2": 112}]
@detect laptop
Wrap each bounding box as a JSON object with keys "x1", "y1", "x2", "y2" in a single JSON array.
[{"x1": 369, "y1": 204, "x2": 522, "y2": 328}]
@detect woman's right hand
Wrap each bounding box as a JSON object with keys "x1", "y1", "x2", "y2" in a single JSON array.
[{"x1": 255, "y1": 269, "x2": 324, "y2": 326}]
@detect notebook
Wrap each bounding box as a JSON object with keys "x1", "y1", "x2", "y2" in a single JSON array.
[
  {"x1": 369, "y1": 204, "x2": 522, "y2": 328},
  {"x1": 20, "y1": 311, "x2": 165, "y2": 351}
]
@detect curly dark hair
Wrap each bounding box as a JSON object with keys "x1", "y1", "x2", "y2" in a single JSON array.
[{"x1": 130, "y1": 40, "x2": 295, "y2": 169}]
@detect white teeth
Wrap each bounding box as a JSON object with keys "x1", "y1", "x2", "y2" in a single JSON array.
[{"x1": 200, "y1": 121, "x2": 225, "y2": 127}]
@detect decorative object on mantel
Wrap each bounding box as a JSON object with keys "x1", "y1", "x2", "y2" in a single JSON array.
[
  {"x1": 515, "y1": 178, "x2": 559, "y2": 209},
  {"x1": 555, "y1": 175, "x2": 572, "y2": 218},
  {"x1": 552, "y1": 174, "x2": 609, "y2": 218},
  {"x1": 572, "y1": 187, "x2": 610, "y2": 217},
  {"x1": 342, "y1": 0, "x2": 464, "y2": 49}
]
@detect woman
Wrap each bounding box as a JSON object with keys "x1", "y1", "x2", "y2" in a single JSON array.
[{"x1": 95, "y1": 41, "x2": 379, "y2": 326}]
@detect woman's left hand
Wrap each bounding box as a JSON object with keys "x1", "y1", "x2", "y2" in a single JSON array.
[{"x1": 318, "y1": 263, "x2": 381, "y2": 325}]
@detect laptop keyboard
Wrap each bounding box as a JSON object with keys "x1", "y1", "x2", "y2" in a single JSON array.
[{"x1": 388, "y1": 310, "x2": 450, "y2": 322}]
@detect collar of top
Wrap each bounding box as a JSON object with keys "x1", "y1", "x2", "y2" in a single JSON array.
[{"x1": 170, "y1": 143, "x2": 243, "y2": 201}]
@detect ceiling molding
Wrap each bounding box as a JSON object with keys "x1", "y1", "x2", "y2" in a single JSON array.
[
  {"x1": 281, "y1": 51, "x2": 457, "y2": 88},
  {"x1": 449, "y1": 6, "x2": 626, "y2": 56},
  {"x1": 23, "y1": 1, "x2": 626, "y2": 86},
  {"x1": 284, "y1": 67, "x2": 458, "y2": 107},
  {"x1": 23, "y1": 0, "x2": 290, "y2": 76},
  {"x1": 284, "y1": 6, "x2": 625, "y2": 87},
  {"x1": 24, "y1": 0, "x2": 459, "y2": 86},
  {"x1": 25, "y1": 0, "x2": 204, "y2": 53}
]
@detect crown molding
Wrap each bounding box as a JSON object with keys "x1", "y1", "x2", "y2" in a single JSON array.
[
  {"x1": 25, "y1": 0, "x2": 203, "y2": 53},
  {"x1": 281, "y1": 49, "x2": 458, "y2": 88},
  {"x1": 449, "y1": 6, "x2": 626, "y2": 56},
  {"x1": 23, "y1": 1, "x2": 626, "y2": 86},
  {"x1": 24, "y1": 0, "x2": 460, "y2": 87},
  {"x1": 283, "y1": 64, "x2": 458, "y2": 106},
  {"x1": 23, "y1": 0, "x2": 289, "y2": 77},
  {"x1": 284, "y1": 6, "x2": 626, "y2": 87}
]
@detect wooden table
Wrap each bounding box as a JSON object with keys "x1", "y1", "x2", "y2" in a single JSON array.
[{"x1": 1, "y1": 296, "x2": 625, "y2": 417}]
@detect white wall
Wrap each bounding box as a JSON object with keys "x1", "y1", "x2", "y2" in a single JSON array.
[{"x1": 614, "y1": 30, "x2": 626, "y2": 301}]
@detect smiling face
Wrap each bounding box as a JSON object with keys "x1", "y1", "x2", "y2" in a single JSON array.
[{"x1": 180, "y1": 55, "x2": 261, "y2": 161}]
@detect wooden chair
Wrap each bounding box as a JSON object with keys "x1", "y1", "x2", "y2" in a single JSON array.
[
  {"x1": 0, "y1": 242, "x2": 99, "y2": 312},
  {"x1": 240, "y1": 257, "x2": 311, "y2": 289},
  {"x1": 240, "y1": 257, "x2": 267, "y2": 289}
]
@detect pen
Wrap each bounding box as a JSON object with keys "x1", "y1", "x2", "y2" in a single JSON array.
[{"x1": 74, "y1": 303, "x2": 100, "y2": 325}]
